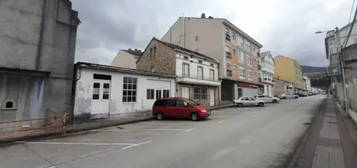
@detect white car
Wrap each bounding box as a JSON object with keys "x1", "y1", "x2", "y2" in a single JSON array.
[
  {"x1": 254, "y1": 95, "x2": 280, "y2": 103},
  {"x1": 233, "y1": 97, "x2": 265, "y2": 107},
  {"x1": 279, "y1": 94, "x2": 299, "y2": 99}
]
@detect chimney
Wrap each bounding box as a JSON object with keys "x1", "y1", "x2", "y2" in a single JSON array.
[{"x1": 201, "y1": 13, "x2": 206, "y2": 18}]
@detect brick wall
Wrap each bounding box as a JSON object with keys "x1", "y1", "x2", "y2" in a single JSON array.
[{"x1": 136, "y1": 39, "x2": 176, "y2": 75}]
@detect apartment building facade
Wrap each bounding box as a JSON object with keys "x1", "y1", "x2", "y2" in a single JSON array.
[
  {"x1": 273, "y1": 56, "x2": 305, "y2": 95},
  {"x1": 111, "y1": 49, "x2": 142, "y2": 69},
  {"x1": 136, "y1": 38, "x2": 221, "y2": 107},
  {"x1": 162, "y1": 15, "x2": 263, "y2": 101},
  {"x1": 260, "y1": 51, "x2": 275, "y2": 96}
]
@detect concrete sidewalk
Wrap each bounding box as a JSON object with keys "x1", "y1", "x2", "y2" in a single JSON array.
[{"x1": 288, "y1": 97, "x2": 357, "y2": 168}]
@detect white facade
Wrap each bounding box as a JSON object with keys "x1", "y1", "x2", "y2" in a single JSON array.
[
  {"x1": 303, "y1": 76, "x2": 311, "y2": 92},
  {"x1": 74, "y1": 63, "x2": 176, "y2": 119},
  {"x1": 174, "y1": 50, "x2": 221, "y2": 106},
  {"x1": 175, "y1": 52, "x2": 220, "y2": 86},
  {"x1": 260, "y1": 51, "x2": 275, "y2": 96}
]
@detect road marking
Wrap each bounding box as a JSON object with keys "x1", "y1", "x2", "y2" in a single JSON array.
[
  {"x1": 217, "y1": 120, "x2": 225, "y2": 124},
  {"x1": 184, "y1": 128, "x2": 195, "y2": 132},
  {"x1": 212, "y1": 147, "x2": 234, "y2": 160},
  {"x1": 121, "y1": 140, "x2": 152, "y2": 150},
  {"x1": 16, "y1": 141, "x2": 134, "y2": 146}
]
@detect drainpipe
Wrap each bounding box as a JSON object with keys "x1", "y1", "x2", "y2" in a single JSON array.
[{"x1": 35, "y1": 0, "x2": 47, "y2": 70}]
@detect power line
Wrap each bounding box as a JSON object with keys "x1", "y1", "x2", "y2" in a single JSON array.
[
  {"x1": 348, "y1": 0, "x2": 356, "y2": 23},
  {"x1": 343, "y1": 3, "x2": 357, "y2": 48}
]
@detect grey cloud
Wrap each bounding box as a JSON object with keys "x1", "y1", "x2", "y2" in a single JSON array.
[{"x1": 72, "y1": 0, "x2": 353, "y2": 67}]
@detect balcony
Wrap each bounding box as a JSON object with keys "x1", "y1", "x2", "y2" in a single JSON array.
[{"x1": 177, "y1": 74, "x2": 221, "y2": 86}]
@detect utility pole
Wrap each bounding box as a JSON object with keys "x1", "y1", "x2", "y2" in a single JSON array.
[{"x1": 335, "y1": 27, "x2": 349, "y2": 112}]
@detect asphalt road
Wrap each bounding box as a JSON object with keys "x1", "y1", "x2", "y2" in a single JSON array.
[{"x1": 0, "y1": 95, "x2": 325, "y2": 168}]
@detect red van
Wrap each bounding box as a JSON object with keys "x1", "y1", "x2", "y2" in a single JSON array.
[{"x1": 152, "y1": 97, "x2": 210, "y2": 121}]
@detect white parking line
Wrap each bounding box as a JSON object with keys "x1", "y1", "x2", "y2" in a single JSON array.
[
  {"x1": 217, "y1": 120, "x2": 225, "y2": 124},
  {"x1": 16, "y1": 141, "x2": 133, "y2": 146},
  {"x1": 121, "y1": 140, "x2": 152, "y2": 150},
  {"x1": 184, "y1": 128, "x2": 195, "y2": 132},
  {"x1": 211, "y1": 147, "x2": 234, "y2": 160}
]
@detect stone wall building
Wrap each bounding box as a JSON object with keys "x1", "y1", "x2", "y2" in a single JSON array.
[
  {"x1": 0, "y1": 0, "x2": 80, "y2": 123},
  {"x1": 161, "y1": 14, "x2": 262, "y2": 101},
  {"x1": 137, "y1": 38, "x2": 221, "y2": 107}
]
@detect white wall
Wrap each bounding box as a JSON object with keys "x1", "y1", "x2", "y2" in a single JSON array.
[
  {"x1": 175, "y1": 52, "x2": 219, "y2": 81},
  {"x1": 74, "y1": 68, "x2": 176, "y2": 118}
]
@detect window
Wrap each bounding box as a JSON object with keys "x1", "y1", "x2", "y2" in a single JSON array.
[
  {"x1": 163, "y1": 90, "x2": 170, "y2": 98},
  {"x1": 227, "y1": 70, "x2": 232, "y2": 77},
  {"x1": 232, "y1": 33, "x2": 236, "y2": 41},
  {"x1": 176, "y1": 100, "x2": 186, "y2": 107},
  {"x1": 195, "y1": 35, "x2": 199, "y2": 42},
  {"x1": 233, "y1": 49, "x2": 236, "y2": 57},
  {"x1": 183, "y1": 63, "x2": 190, "y2": 77},
  {"x1": 93, "y1": 83, "x2": 100, "y2": 99},
  {"x1": 103, "y1": 83, "x2": 110, "y2": 99},
  {"x1": 122, "y1": 77, "x2": 137, "y2": 102},
  {"x1": 156, "y1": 90, "x2": 162, "y2": 99},
  {"x1": 5, "y1": 101, "x2": 14, "y2": 109},
  {"x1": 147, "y1": 89, "x2": 155, "y2": 99},
  {"x1": 198, "y1": 60, "x2": 203, "y2": 64},
  {"x1": 239, "y1": 50, "x2": 244, "y2": 63},
  {"x1": 197, "y1": 66, "x2": 203, "y2": 79},
  {"x1": 194, "y1": 88, "x2": 207, "y2": 100},
  {"x1": 153, "y1": 47, "x2": 156, "y2": 58},
  {"x1": 209, "y1": 69, "x2": 215, "y2": 80},
  {"x1": 225, "y1": 29, "x2": 231, "y2": 41},
  {"x1": 240, "y1": 67, "x2": 245, "y2": 78},
  {"x1": 226, "y1": 51, "x2": 232, "y2": 59}
]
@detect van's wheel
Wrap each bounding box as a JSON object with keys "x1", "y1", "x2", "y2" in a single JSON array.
[
  {"x1": 273, "y1": 100, "x2": 278, "y2": 103},
  {"x1": 237, "y1": 103, "x2": 243, "y2": 107},
  {"x1": 156, "y1": 112, "x2": 163, "y2": 120},
  {"x1": 191, "y1": 113, "x2": 198, "y2": 121},
  {"x1": 259, "y1": 103, "x2": 264, "y2": 107}
]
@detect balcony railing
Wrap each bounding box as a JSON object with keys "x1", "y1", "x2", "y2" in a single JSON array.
[{"x1": 179, "y1": 74, "x2": 217, "y2": 82}]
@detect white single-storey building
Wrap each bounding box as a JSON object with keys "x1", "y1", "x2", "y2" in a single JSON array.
[{"x1": 73, "y1": 62, "x2": 176, "y2": 120}]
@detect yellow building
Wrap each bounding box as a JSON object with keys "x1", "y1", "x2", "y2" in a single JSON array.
[{"x1": 274, "y1": 56, "x2": 305, "y2": 93}]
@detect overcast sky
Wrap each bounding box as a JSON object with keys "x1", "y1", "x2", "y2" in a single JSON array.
[{"x1": 72, "y1": 0, "x2": 354, "y2": 67}]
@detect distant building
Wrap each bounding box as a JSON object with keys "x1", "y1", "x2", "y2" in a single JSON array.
[
  {"x1": 273, "y1": 56, "x2": 305, "y2": 95},
  {"x1": 0, "y1": 0, "x2": 80, "y2": 123},
  {"x1": 73, "y1": 62, "x2": 176, "y2": 120},
  {"x1": 303, "y1": 76, "x2": 311, "y2": 92},
  {"x1": 260, "y1": 51, "x2": 275, "y2": 96},
  {"x1": 161, "y1": 14, "x2": 263, "y2": 101},
  {"x1": 136, "y1": 38, "x2": 221, "y2": 107},
  {"x1": 111, "y1": 49, "x2": 142, "y2": 69}
]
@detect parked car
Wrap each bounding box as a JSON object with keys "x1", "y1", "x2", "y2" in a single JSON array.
[
  {"x1": 296, "y1": 92, "x2": 308, "y2": 97},
  {"x1": 279, "y1": 94, "x2": 299, "y2": 99},
  {"x1": 233, "y1": 97, "x2": 265, "y2": 107},
  {"x1": 254, "y1": 95, "x2": 280, "y2": 103},
  {"x1": 152, "y1": 97, "x2": 210, "y2": 121}
]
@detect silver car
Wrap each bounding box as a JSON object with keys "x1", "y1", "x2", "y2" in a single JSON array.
[
  {"x1": 254, "y1": 95, "x2": 280, "y2": 103},
  {"x1": 233, "y1": 97, "x2": 265, "y2": 107}
]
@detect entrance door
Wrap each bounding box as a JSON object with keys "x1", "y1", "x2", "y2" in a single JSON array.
[
  {"x1": 238, "y1": 88, "x2": 243, "y2": 98},
  {"x1": 209, "y1": 89, "x2": 215, "y2": 106},
  {"x1": 182, "y1": 87, "x2": 189, "y2": 98},
  {"x1": 91, "y1": 79, "x2": 110, "y2": 119}
]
